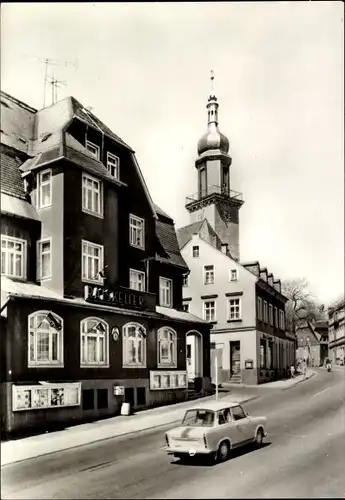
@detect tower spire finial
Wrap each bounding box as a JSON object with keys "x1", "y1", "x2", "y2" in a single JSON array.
[{"x1": 210, "y1": 69, "x2": 215, "y2": 94}]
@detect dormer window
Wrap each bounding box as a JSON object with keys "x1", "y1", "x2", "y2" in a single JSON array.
[
  {"x1": 86, "y1": 140, "x2": 100, "y2": 160},
  {"x1": 107, "y1": 152, "x2": 120, "y2": 180}
]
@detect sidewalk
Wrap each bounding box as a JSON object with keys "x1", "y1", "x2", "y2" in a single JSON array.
[
  {"x1": 221, "y1": 370, "x2": 315, "y2": 391},
  {"x1": 1, "y1": 391, "x2": 254, "y2": 467},
  {"x1": 1, "y1": 371, "x2": 315, "y2": 467}
]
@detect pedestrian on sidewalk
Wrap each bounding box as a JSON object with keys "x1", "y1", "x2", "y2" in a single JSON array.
[
  {"x1": 302, "y1": 359, "x2": 307, "y2": 379},
  {"x1": 290, "y1": 365, "x2": 295, "y2": 378}
]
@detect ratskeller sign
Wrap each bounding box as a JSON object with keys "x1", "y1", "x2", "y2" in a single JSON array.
[{"x1": 84, "y1": 285, "x2": 147, "y2": 309}]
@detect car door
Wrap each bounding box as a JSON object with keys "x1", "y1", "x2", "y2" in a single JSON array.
[
  {"x1": 231, "y1": 405, "x2": 253, "y2": 445},
  {"x1": 211, "y1": 408, "x2": 240, "y2": 448}
]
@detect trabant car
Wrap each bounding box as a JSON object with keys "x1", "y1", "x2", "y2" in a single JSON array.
[{"x1": 165, "y1": 401, "x2": 267, "y2": 463}]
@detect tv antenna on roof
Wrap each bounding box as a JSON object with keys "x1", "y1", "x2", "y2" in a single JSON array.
[
  {"x1": 47, "y1": 73, "x2": 67, "y2": 105},
  {"x1": 21, "y1": 54, "x2": 78, "y2": 107}
]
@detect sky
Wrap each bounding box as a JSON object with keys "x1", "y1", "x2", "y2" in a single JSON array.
[{"x1": 1, "y1": 2, "x2": 344, "y2": 306}]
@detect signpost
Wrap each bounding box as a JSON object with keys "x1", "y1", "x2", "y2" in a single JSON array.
[{"x1": 215, "y1": 355, "x2": 218, "y2": 401}]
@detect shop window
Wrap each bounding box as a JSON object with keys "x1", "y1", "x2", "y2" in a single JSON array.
[
  {"x1": 97, "y1": 389, "x2": 108, "y2": 409},
  {"x1": 28, "y1": 311, "x2": 63, "y2": 367},
  {"x1": 82, "y1": 389, "x2": 94, "y2": 410},
  {"x1": 158, "y1": 327, "x2": 177, "y2": 367},
  {"x1": 136, "y1": 387, "x2": 146, "y2": 406}
]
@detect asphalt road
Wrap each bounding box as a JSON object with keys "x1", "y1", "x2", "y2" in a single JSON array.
[{"x1": 2, "y1": 368, "x2": 345, "y2": 499}]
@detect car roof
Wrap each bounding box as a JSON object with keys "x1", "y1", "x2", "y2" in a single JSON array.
[{"x1": 186, "y1": 401, "x2": 243, "y2": 412}]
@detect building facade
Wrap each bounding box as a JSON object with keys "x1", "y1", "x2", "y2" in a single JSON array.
[
  {"x1": 328, "y1": 299, "x2": 345, "y2": 366},
  {"x1": 296, "y1": 320, "x2": 329, "y2": 367},
  {"x1": 0, "y1": 91, "x2": 211, "y2": 437},
  {"x1": 177, "y1": 79, "x2": 294, "y2": 385}
]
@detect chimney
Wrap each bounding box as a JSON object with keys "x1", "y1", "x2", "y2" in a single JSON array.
[{"x1": 221, "y1": 243, "x2": 228, "y2": 254}]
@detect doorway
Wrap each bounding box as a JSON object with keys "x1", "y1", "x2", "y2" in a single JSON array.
[
  {"x1": 186, "y1": 331, "x2": 203, "y2": 381},
  {"x1": 230, "y1": 341, "x2": 241, "y2": 379}
]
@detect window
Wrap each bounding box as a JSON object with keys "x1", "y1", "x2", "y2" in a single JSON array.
[
  {"x1": 107, "y1": 152, "x2": 120, "y2": 179},
  {"x1": 260, "y1": 339, "x2": 266, "y2": 368},
  {"x1": 130, "y1": 269, "x2": 145, "y2": 291},
  {"x1": 199, "y1": 167, "x2": 207, "y2": 198},
  {"x1": 160, "y1": 277, "x2": 172, "y2": 307},
  {"x1": 257, "y1": 297, "x2": 263, "y2": 321},
  {"x1": 28, "y1": 311, "x2": 63, "y2": 367},
  {"x1": 228, "y1": 297, "x2": 241, "y2": 320},
  {"x1": 129, "y1": 214, "x2": 145, "y2": 249},
  {"x1": 204, "y1": 265, "x2": 214, "y2": 284},
  {"x1": 158, "y1": 327, "x2": 177, "y2": 367},
  {"x1": 182, "y1": 303, "x2": 190, "y2": 313},
  {"x1": 82, "y1": 240, "x2": 104, "y2": 284},
  {"x1": 231, "y1": 405, "x2": 246, "y2": 421},
  {"x1": 204, "y1": 300, "x2": 216, "y2": 322},
  {"x1": 1, "y1": 235, "x2": 26, "y2": 279},
  {"x1": 269, "y1": 304, "x2": 273, "y2": 326},
  {"x1": 274, "y1": 307, "x2": 278, "y2": 327},
  {"x1": 182, "y1": 273, "x2": 189, "y2": 286},
  {"x1": 192, "y1": 245, "x2": 199, "y2": 258},
  {"x1": 80, "y1": 318, "x2": 109, "y2": 366},
  {"x1": 268, "y1": 341, "x2": 273, "y2": 369},
  {"x1": 230, "y1": 269, "x2": 238, "y2": 281},
  {"x1": 279, "y1": 310, "x2": 285, "y2": 330},
  {"x1": 37, "y1": 238, "x2": 52, "y2": 280},
  {"x1": 263, "y1": 301, "x2": 268, "y2": 323},
  {"x1": 37, "y1": 169, "x2": 52, "y2": 209},
  {"x1": 82, "y1": 173, "x2": 103, "y2": 217},
  {"x1": 82, "y1": 389, "x2": 94, "y2": 410},
  {"x1": 97, "y1": 389, "x2": 108, "y2": 409},
  {"x1": 86, "y1": 140, "x2": 100, "y2": 160},
  {"x1": 123, "y1": 323, "x2": 146, "y2": 367}
]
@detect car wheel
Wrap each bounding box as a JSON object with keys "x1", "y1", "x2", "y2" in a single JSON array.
[
  {"x1": 217, "y1": 440, "x2": 230, "y2": 462},
  {"x1": 255, "y1": 429, "x2": 264, "y2": 448}
]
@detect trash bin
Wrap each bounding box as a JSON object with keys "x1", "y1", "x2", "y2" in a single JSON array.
[{"x1": 121, "y1": 402, "x2": 131, "y2": 416}]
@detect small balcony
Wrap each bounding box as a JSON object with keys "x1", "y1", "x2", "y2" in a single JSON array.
[{"x1": 185, "y1": 184, "x2": 243, "y2": 208}]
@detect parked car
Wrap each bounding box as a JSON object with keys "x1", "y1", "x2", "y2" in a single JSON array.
[{"x1": 165, "y1": 401, "x2": 267, "y2": 463}]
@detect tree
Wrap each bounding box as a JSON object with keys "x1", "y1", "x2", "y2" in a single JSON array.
[{"x1": 282, "y1": 278, "x2": 327, "y2": 334}]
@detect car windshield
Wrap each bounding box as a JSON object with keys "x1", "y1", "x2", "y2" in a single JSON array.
[{"x1": 182, "y1": 409, "x2": 215, "y2": 427}]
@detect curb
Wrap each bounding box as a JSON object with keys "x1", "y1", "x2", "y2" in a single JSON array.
[
  {"x1": 282, "y1": 371, "x2": 316, "y2": 391},
  {"x1": 1, "y1": 396, "x2": 257, "y2": 467}
]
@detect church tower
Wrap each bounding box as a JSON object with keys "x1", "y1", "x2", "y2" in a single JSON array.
[{"x1": 185, "y1": 72, "x2": 244, "y2": 261}]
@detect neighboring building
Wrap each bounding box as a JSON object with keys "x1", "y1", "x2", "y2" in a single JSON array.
[
  {"x1": 296, "y1": 320, "x2": 328, "y2": 367},
  {"x1": 328, "y1": 299, "x2": 345, "y2": 366},
  {"x1": 177, "y1": 79, "x2": 294, "y2": 385},
  {"x1": 0, "y1": 91, "x2": 211, "y2": 437}
]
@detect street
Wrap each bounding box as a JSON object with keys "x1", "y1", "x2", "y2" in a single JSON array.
[{"x1": 2, "y1": 368, "x2": 345, "y2": 499}]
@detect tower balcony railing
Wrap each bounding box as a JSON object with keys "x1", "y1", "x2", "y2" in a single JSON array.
[{"x1": 185, "y1": 184, "x2": 243, "y2": 206}]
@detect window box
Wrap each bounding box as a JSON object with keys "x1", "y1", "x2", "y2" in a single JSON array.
[
  {"x1": 80, "y1": 318, "x2": 109, "y2": 367},
  {"x1": 158, "y1": 327, "x2": 177, "y2": 368},
  {"x1": 12, "y1": 382, "x2": 81, "y2": 411},
  {"x1": 107, "y1": 152, "x2": 120, "y2": 180},
  {"x1": 159, "y1": 277, "x2": 173, "y2": 307},
  {"x1": 37, "y1": 169, "x2": 52, "y2": 209},
  {"x1": 28, "y1": 311, "x2": 64, "y2": 367},
  {"x1": 150, "y1": 370, "x2": 187, "y2": 390},
  {"x1": 82, "y1": 173, "x2": 103, "y2": 218},
  {"x1": 1, "y1": 235, "x2": 27, "y2": 279},
  {"x1": 123, "y1": 323, "x2": 146, "y2": 368},
  {"x1": 81, "y1": 240, "x2": 104, "y2": 284},
  {"x1": 129, "y1": 214, "x2": 145, "y2": 250},
  {"x1": 130, "y1": 269, "x2": 145, "y2": 291},
  {"x1": 37, "y1": 238, "x2": 52, "y2": 280}
]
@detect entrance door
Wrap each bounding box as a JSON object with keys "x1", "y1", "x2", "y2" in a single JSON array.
[
  {"x1": 186, "y1": 333, "x2": 202, "y2": 381},
  {"x1": 230, "y1": 341, "x2": 241, "y2": 379}
]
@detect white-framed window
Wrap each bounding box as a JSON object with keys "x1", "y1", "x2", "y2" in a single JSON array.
[
  {"x1": 279, "y1": 310, "x2": 285, "y2": 330},
  {"x1": 123, "y1": 322, "x2": 146, "y2": 367},
  {"x1": 81, "y1": 240, "x2": 104, "y2": 284},
  {"x1": 159, "y1": 277, "x2": 173, "y2": 307},
  {"x1": 204, "y1": 265, "x2": 214, "y2": 284},
  {"x1": 263, "y1": 301, "x2": 268, "y2": 323},
  {"x1": 82, "y1": 173, "x2": 103, "y2": 217},
  {"x1": 269, "y1": 304, "x2": 273, "y2": 326},
  {"x1": 228, "y1": 297, "x2": 241, "y2": 320},
  {"x1": 37, "y1": 169, "x2": 52, "y2": 209},
  {"x1": 107, "y1": 152, "x2": 120, "y2": 180},
  {"x1": 204, "y1": 300, "x2": 216, "y2": 322},
  {"x1": 157, "y1": 327, "x2": 177, "y2": 367},
  {"x1": 80, "y1": 317, "x2": 109, "y2": 367},
  {"x1": 182, "y1": 273, "x2": 189, "y2": 287},
  {"x1": 274, "y1": 307, "x2": 278, "y2": 327},
  {"x1": 28, "y1": 311, "x2": 64, "y2": 367},
  {"x1": 37, "y1": 238, "x2": 52, "y2": 280},
  {"x1": 230, "y1": 269, "x2": 238, "y2": 281},
  {"x1": 182, "y1": 303, "x2": 190, "y2": 313},
  {"x1": 1, "y1": 235, "x2": 26, "y2": 279},
  {"x1": 257, "y1": 297, "x2": 263, "y2": 321},
  {"x1": 129, "y1": 214, "x2": 145, "y2": 250},
  {"x1": 86, "y1": 140, "x2": 100, "y2": 160},
  {"x1": 130, "y1": 268, "x2": 145, "y2": 291},
  {"x1": 192, "y1": 245, "x2": 199, "y2": 258}
]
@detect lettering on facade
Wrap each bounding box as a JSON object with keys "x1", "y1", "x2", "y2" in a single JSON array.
[{"x1": 84, "y1": 285, "x2": 146, "y2": 309}]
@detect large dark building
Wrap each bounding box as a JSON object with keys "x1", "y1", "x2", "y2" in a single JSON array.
[{"x1": 0, "y1": 91, "x2": 211, "y2": 437}]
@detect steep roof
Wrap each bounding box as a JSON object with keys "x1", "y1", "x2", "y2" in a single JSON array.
[
  {"x1": 176, "y1": 220, "x2": 205, "y2": 249},
  {"x1": 0, "y1": 145, "x2": 27, "y2": 200},
  {"x1": 155, "y1": 215, "x2": 189, "y2": 271}
]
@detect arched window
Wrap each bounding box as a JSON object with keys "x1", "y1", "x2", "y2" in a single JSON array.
[
  {"x1": 28, "y1": 311, "x2": 63, "y2": 367},
  {"x1": 80, "y1": 317, "x2": 109, "y2": 366},
  {"x1": 123, "y1": 322, "x2": 146, "y2": 367},
  {"x1": 158, "y1": 327, "x2": 177, "y2": 367}
]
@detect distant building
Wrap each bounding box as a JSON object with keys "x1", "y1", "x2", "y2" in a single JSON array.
[
  {"x1": 0, "y1": 91, "x2": 211, "y2": 437},
  {"x1": 328, "y1": 299, "x2": 345, "y2": 366},
  {"x1": 296, "y1": 320, "x2": 329, "y2": 367},
  {"x1": 177, "y1": 79, "x2": 294, "y2": 385}
]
